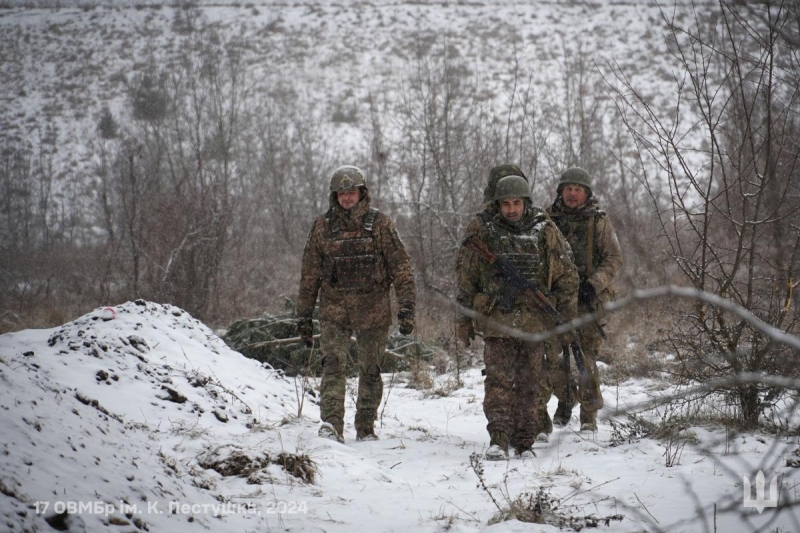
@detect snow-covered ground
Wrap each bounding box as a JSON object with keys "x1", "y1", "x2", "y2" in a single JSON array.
[{"x1": 1, "y1": 301, "x2": 798, "y2": 532}]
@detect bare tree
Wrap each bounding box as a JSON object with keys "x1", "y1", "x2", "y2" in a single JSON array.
[
  {"x1": 391, "y1": 49, "x2": 488, "y2": 293},
  {"x1": 93, "y1": 27, "x2": 255, "y2": 320},
  {"x1": 604, "y1": 0, "x2": 800, "y2": 426}
]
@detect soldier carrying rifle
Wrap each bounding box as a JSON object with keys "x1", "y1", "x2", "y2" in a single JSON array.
[
  {"x1": 544, "y1": 167, "x2": 623, "y2": 432},
  {"x1": 455, "y1": 173, "x2": 579, "y2": 460}
]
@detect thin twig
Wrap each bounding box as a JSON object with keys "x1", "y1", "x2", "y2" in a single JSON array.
[
  {"x1": 441, "y1": 496, "x2": 482, "y2": 522},
  {"x1": 559, "y1": 476, "x2": 620, "y2": 505},
  {"x1": 635, "y1": 492, "x2": 659, "y2": 524}
]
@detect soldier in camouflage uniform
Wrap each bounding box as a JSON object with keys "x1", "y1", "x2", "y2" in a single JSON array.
[
  {"x1": 454, "y1": 165, "x2": 530, "y2": 309},
  {"x1": 456, "y1": 174, "x2": 578, "y2": 460},
  {"x1": 456, "y1": 164, "x2": 560, "y2": 443},
  {"x1": 545, "y1": 167, "x2": 622, "y2": 432},
  {"x1": 297, "y1": 166, "x2": 416, "y2": 443}
]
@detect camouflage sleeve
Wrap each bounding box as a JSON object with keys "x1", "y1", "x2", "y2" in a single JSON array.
[
  {"x1": 588, "y1": 215, "x2": 623, "y2": 294},
  {"x1": 377, "y1": 216, "x2": 416, "y2": 313},
  {"x1": 296, "y1": 218, "x2": 325, "y2": 319},
  {"x1": 544, "y1": 222, "x2": 579, "y2": 321},
  {"x1": 455, "y1": 217, "x2": 485, "y2": 325}
]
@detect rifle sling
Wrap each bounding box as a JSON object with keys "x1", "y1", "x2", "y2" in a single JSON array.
[{"x1": 586, "y1": 214, "x2": 595, "y2": 278}]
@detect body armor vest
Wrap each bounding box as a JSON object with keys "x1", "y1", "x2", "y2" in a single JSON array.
[
  {"x1": 323, "y1": 208, "x2": 384, "y2": 293},
  {"x1": 482, "y1": 216, "x2": 547, "y2": 310},
  {"x1": 552, "y1": 211, "x2": 600, "y2": 279}
]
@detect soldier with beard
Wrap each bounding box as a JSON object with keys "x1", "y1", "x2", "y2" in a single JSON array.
[
  {"x1": 297, "y1": 165, "x2": 416, "y2": 443},
  {"x1": 456, "y1": 164, "x2": 566, "y2": 443},
  {"x1": 545, "y1": 167, "x2": 622, "y2": 432},
  {"x1": 456, "y1": 175, "x2": 578, "y2": 459}
]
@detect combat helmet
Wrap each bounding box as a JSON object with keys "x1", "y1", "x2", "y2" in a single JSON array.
[
  {"x1": 330, "y1": 165, "x2": 366, "y2": 192},
  {"x1": 493, "y1": 175, "x2": 531, "y2": 201},
  {"x1": 484, "y1": 164, "x2": 528, "y2": 203},
  {"x1": 557, "y1": 167, "x2": 592, "y2": 197}
]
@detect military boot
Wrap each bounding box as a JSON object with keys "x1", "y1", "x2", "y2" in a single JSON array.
[
  {"x1": 355, "y1": 411, "x2": 379, "y2": 441},
  {"x1": 356, "y1": 427, "x2": 379, "y2": 441},
  {"x1": 485, "y1": 431, "x2": 509, "y2": 461},
  {"x1": 526, "y1": 405, "x2": 551, "y2": 443},
  {"x1": 516, "y1": 446, "x2": 537, "y2": 459},
  {"x1": 318, "y1": 422, "x2": 344, "y2": 443},
  {"x1": 553, "y1": 401, "x2": 574, "y2": 428},
  {"x1": 579, "y1": 410, "x2": 598, "y2": 432}
]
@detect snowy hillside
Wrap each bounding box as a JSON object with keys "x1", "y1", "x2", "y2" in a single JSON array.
[
  {"x1": 0, "y1": 0, "x2": 690, "y2": 179},
  {"x1": 1, "y1": 302, "x2": 798, "y2": 532}
]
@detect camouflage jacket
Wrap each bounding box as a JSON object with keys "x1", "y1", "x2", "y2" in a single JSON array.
[
  {"x1": 456, "y1": 206, "x2": 579, "y2": 338},
  {"x1": 546, "y1": 199, "x2": 622, "y2": 304},
  {"x1": 297, "y1": 189, "x2": 415, "y2": 331}
]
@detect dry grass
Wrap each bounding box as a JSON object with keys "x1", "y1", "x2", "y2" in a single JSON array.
[
  {"x1": 197, "y1": 448, "x2": 317, "y2": 484},
  {"x1": 600, "y1": 300, "x2": 673, "y2": 382},
  {"x1": 407, "y1": 357, "x2": 434, "y2": 390},
  {"x1": 274, "y1": 452, "x2": 317, "y2": 484}
]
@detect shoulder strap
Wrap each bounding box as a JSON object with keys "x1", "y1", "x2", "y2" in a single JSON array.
[
  {"x1": 326, "y1": 207, "x2": 378, "y2": 236},
  {"x1": 362, "y1": 207, "x2": 379, "y2": 233},
  {"x1": 586, "y1": 217, "x2": 595, "y2": 278},
  {"x1": 586, "y1": 214, "x2": 596, "y2": 277},
  {"x1": 546, "y1": 222, "x2": 555, "y2": 292},
  {"x1": 326, "y1": 211, "x2": 340, "y2": 236}
]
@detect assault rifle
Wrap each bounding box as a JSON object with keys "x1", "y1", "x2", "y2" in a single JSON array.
[
  {"x1": 462, "y1": 233, "x2": 589, "y2": 401},
  {"x1": 584, "y1": 298, "x2": 608, "y2": 340}
]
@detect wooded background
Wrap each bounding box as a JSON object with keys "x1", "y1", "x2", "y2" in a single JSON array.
[{"x1": 1, "y1": 0, "x2": 798, "y2": 427}]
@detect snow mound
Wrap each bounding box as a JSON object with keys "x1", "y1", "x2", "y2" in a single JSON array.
[
  {"x1": 0, "y1": 300, "x2": 315, "y2": 532},
  {"x1": 1, "y1": 301, "x2": 798, "y2": 532}
]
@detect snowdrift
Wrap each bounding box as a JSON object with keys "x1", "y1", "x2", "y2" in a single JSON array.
[
  {"x1": 1, "y1": 300, "x2": 798, "y2": 532},
  {"x1": 0, "y1": 300, "x2": 315, "y2": 532}
]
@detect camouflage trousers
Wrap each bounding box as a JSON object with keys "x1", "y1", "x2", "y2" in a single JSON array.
[
  {"x1": 542, "y1": 313, "x2": 604, "y2": 417},
  {"x1": 483, "y1": 337, "x2": 546, "y2": 451},
  {"x1": 319, "y1": 322, "x2": 389, "y2": 436}
]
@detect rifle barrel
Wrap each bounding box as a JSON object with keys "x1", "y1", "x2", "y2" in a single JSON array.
[{"x1": 240, "y1": 335, "x2": 406, "y2": 359}]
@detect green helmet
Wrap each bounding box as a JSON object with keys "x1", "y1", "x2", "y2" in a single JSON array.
[
  {"x1": 330, "y1": 165, "x2": 366, "y2": 192},
  {"x1": 558, "y1": 167, "x2": 592, "y2": 197},
  {"x1": 493, "y1": 175, "x2": 531, "y2": 201},
  {"x1": 484, "y1": 164, "x2": 527, "y2": 203}
]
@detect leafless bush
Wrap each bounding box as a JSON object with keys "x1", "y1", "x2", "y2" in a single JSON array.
[
  {"x1": 602, "y1": 1, "x2": 800, "y2": 428},
  {"x1": 84, "y1": 26, "x2": 337, "y2": 324},
  {"x1": 469, "y1": 452, "x2": 624, "y2": 529}
]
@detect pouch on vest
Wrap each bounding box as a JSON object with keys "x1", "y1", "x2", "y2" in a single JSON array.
[{"x1": 327, "y1": 236, "x2": 382, "y2": 293}]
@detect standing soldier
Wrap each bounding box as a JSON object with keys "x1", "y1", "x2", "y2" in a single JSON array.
[
  {"x1": 456, "y1": 164, "x2": 560, "y2": 442},
  {"x1": 545, "y1": 167, "x2": 622, "y2": 432},
  {"x1": 456, "y1": 174, "x2": 578, "y2": 459},
  {"x1": 297, "y1": 165, "x2": 416, "y2": 443},
  {"x1": 454, "y1": 164, "x2": 528, "y2": 344}
]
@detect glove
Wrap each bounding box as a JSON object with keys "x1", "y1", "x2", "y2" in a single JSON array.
[
  {"x1": 578, "y1": 280, "x2": 596, "y2": 306},
  {"x1": 398, "y1": 308, "x2": 415, "y2": 335},
  {"x1": 457, "y1": 322, "x2": 475, "y2": 348},
  {"x1": 297, "y1": 317, "x2": 314, "y2": 348}
]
